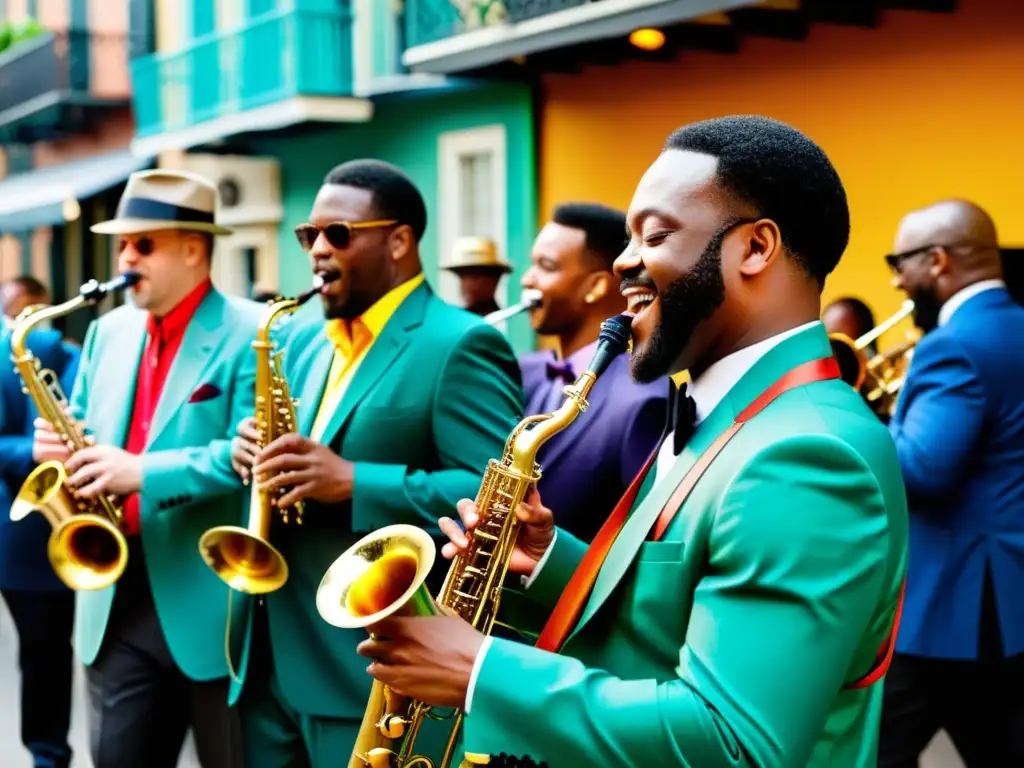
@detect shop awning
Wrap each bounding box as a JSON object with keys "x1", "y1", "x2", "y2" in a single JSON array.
[{"x1": 0, "y1": 149, "x2": 154, "y2": 233}]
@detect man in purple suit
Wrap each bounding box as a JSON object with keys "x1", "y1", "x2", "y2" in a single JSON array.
[{"x1": 519, "y1": 203, "x2": 668, "y2": 541}]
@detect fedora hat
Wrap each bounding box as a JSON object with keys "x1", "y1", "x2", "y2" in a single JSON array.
[
  {"x1": 441, "y1": 237, "x2": 511, "y2": 273},
  {"x1": 91, "y1": 169, "x2": 233, "y2": 236}
]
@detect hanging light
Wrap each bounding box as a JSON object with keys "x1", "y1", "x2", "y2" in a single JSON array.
[{"x1": 629, "y1": 28, "x2": 665, "y2": 51}]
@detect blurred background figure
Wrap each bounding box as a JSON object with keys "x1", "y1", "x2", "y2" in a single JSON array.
[
  {"x1": 441, "y1": 236, "x2": 511, "y2": 316},
  {"x1": 2, "y1": 275, "x2": 49, "y2": 326},
  {"x1": 823, "y1": 296, "x2": 878, "y2": 356}
]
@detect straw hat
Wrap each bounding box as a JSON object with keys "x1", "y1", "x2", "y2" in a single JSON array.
[
  {"x1": 91, "y1": 169, "x2": 233, "y2": 236},
  {"x1": 441, "y1": 237, "x2": 511, "y2": 273}
]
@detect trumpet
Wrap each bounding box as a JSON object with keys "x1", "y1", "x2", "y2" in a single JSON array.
[
  {"x1": 483, "y1": 289, "x2": 542, "y2": 326},
  {"x1": 198, "y1": 271, "x2": 337, "y2": 594},
  {"x1": 829, "y1": 299, "x2": 918, "y2": 417},
  {"x1": 315, "y1": 313, "x2": 635, "y2": 768},
  {"x1": 10, "y1": 271, "x2": 141, "y2": 591}
]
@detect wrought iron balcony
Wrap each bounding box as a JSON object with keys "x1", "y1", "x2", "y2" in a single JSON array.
[
  {"x1": 0, "y1": 29, "x2": 129, "y2": 143},
  {"x1": 405, "y1": 0, "x2": 586, "y2": 49},
  {"x1": 130, "y1": 8, "x2": 355, "y2": 139}
]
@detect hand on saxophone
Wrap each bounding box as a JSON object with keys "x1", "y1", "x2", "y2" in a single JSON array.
[
  {"x1": 439, "y1": 486, "x2": 555, "y2": 577},
  {"x1": 32, "y1": 414, "x2": 92, "y2": 463},
  {"x1": 230, "y1": 416, "x2": 261, "y2": 483}
]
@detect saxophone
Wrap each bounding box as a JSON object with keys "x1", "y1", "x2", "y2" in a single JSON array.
[
  {"x1": 198, "y1": 270, "x2": 338, "y2": 594},
  {"x1": 9, "y1": 271, "x2": 141, "y2": 591},
  {"x1": 315, "y1": 313, "x2": 635, "y2": 768}
]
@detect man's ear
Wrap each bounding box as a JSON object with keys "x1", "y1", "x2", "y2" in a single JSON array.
[
  {"x1": 738, "y1": 219, "x2": 783, "y2": 278},
  {"x1": 583, "y1": 272, "x2": 610, "y2": 304},
  {"x1": 390, "y1": 225, "x2": 415, "y2": 261}
]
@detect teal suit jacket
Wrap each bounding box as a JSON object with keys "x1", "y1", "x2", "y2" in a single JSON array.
[
  {"x1": 465, "y1": 324, "x2": 909, "y2": 767},
  {"x1": 229, "y1": 281, "x2": 525, "y2": 718},
  {"x1": 70, "y1": 288, "x2": 262, "y2": 681}
]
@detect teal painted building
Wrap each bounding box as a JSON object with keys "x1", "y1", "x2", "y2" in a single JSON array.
[{"x1": 125, "y1": 0, "x2": 539, "y2": 353}]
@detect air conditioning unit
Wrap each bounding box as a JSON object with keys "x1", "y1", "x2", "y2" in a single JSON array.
[{"x1": 176, "y1": 154, "x2": 284, "y2": 227}]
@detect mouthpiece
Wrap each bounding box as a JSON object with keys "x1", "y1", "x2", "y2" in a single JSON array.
[
  {"x1": 585, "y1": 313, "x2": 634, "y2": 378},
  {"x1": 296, "y1": 271, "x2": 340, "y2": 304},
  {"x1": 79, "y1": 271, "x2": 141, "y2": 303}
]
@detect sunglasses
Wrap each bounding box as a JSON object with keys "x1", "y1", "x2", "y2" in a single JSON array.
[
  {"x1": 294, "y1": 219, "x2": 399, "y2": 251},
  {"x1": 884, "y1": 245, "x2": 937, "y2": 273},
  {"x1": 118, "y1": 237, "x2": 157, "y2": 256}
]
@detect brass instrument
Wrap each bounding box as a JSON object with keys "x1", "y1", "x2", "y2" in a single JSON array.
[
  {"x1": 829, "y1": 299, "x2": 919, "y2": 416},
  {"x1": 9, "y1": 271, "x2": 141, "y2": 591},
  {"x1": 315, "y1": 313, "x2": 635, "y2": 768},
  {"x1": 483, "y1": 289, "x2": 542, "y2": 326},
  {"x1": 198, "y1": 271, "x2": 338, "y2": 595}
]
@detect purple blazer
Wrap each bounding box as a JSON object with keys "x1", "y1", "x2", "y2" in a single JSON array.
[{"x1": 519, "y1": 350, "x2": 669, "y2": 542}]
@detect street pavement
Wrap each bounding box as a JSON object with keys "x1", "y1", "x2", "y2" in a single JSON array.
[{"x1": 1, "y1": 596, "x2": 963, "y2": 767}]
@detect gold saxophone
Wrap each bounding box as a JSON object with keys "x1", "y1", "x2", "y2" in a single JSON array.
[
  {"x1": 198, "y1": 270, "x2": 338, "y2": 594},
  {"x1": 314, "y1": 313, "x2": 635, "y2": 768},
  {"x1": 9, "y1": 271, "x2": 141, "y2": 591}
]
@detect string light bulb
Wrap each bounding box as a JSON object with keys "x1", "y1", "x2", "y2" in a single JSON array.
[{"x1": 629, "y1": 28, "x2": 665, "y2": 51}]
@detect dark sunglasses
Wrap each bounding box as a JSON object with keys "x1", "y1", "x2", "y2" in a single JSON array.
[
  {"x1": 884, "y1": 244, "x2": 937, "y2": 273},
  {"x1": 118, "y1": 237, "x2": 157, "y2": 256},
  {"x1": 294, "y1": 219, "x2": 399, "y2": 251}
]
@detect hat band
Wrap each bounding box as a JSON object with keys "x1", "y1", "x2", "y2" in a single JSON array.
[{"x1": 119, "y1": 196, "x2": 216, "y2": 224}]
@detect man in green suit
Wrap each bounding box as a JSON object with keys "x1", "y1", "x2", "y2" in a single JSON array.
[
  {"x1": 357, "y1": 117, "x2": 910, "y2": 767},
  {"x1": 32, "y1": 170, "x2": 259, "y2": 767},
  {"x1": 228, "y1": 159, "x2": 524, "y2": 767}
]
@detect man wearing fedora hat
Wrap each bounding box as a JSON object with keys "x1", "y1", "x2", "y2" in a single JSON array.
[
  {"x1": 442, "y1": 236, "x2": 512, "y2": 317},
  {"x1": 33, "y1": 169, "x2": 260, "y2": 768}
]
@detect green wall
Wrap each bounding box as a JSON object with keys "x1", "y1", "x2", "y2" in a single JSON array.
[{"x1": 253, "y1": 81, "x2": 538, "y2": 354}]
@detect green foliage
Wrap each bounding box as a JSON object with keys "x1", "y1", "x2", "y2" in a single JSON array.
[{"x1": 0, "y1": 18, "x2": 45, "y2": 56}]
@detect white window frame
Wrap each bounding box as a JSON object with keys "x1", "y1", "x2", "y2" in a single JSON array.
[{"x1": 437, "y1": 124, "x2": 508, "y2": 313}]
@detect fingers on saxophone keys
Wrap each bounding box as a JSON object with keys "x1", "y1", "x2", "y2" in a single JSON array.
[{"x1": 439, "y1": 517, "x2": 469, "y2": 560}]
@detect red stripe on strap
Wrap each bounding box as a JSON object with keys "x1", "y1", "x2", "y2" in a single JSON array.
[{"x1": 846, "y1": 578, "x2": 906, "y2": 690}]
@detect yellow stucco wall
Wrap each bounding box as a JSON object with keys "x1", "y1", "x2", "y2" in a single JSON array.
[{"x1": 538, "y1": 0, "x2": 1023, "y2": 340}]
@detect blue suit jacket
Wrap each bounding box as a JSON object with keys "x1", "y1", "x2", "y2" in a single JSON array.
[
  {"x1": 0, "y1": 328, "x2": 81, "y2": 591},
  {"x1": 519, "y1": 350, "x2": 668, "y2": 541},
  {"x1": 890, "y1": 286, "x2": 1024, "y2": 659}
]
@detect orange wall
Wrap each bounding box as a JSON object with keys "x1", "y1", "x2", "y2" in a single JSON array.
[{"x1": 539, "y1": 0, "x2": 1024, "y2": 333}]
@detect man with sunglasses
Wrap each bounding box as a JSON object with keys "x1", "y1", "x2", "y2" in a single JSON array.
[
  {"x1": 226, "y1": 158, "x2": 524, "y2": 768},
  {"x1": 31, "y1": 171, "x2": 260, "y2": 765},
  {"x1": 355, "y1": 116, "x2": 908, "y2": 767},
  {"x1": 879, "y1": 199, "x2": 1024, "y2": 767},
  {"x1": 31, "y1": 169, "x2": 260, "y2": 768}
]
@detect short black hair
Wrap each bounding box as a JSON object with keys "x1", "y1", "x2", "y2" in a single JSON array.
[
  {"x1": 552, "y1": 202, "x2": 628, "y2": 271},
  {"x1": 10, "y1": 275, "x2": 48, "y2": 296},
  {"x1": 664, "y1": 115, "x2": 850, "y2": 285},
  {"x1": 324, "y1": 159, "x2": 427, "y2": 243},
  {"x1": 828, "y1": 296, "x2": 875, "y2": 331}
]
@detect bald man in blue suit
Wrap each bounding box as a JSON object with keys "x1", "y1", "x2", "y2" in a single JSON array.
[{"x1": 0, "y1": 321, "x2": 81, "y2": 768}]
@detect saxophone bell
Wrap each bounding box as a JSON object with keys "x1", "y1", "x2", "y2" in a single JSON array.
[
  {"x1": 9, "y1": 273, "x2": 139, "y2": 591},
  {"x1": 198, "y1": 271, "x2": 340, "y2": 595}
]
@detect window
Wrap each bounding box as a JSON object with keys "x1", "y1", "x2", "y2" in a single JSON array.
[{"x1": 437, "y1": 124, "x2": 507, "y2": 308}]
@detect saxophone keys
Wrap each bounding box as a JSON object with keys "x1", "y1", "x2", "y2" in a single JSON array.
[
  {"x1": 363, "y1": 747, "x2": 400, "y2": 768},
  {"x1": 377, "y1": 714, "x2": 408, "y2": 739}
]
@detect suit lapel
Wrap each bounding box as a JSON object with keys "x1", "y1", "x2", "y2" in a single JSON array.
[
  {"x1": 97, "y1": 310, "x2": 147, "y2": 448},
  {"x1": 315, "y1": 284, "x2": 429, "y2": 448},
  {"x1": 569, "y1": 323, "x2": 835, "y2": 637},
  {"x1": 146, "y1": 291, "x2": 230, "y2": 447}
]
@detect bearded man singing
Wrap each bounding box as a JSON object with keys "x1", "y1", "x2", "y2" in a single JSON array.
[{"x1": 355, "y1": 116, "x2": 910, "y2": 767}]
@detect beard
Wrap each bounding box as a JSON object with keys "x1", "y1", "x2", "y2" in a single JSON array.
[
  {"x1": 911, "y1": 283, "x2": 943, "y2": 333},
  {"x1": 630, "y1": 232, "x2": 727, "y2": 383}
]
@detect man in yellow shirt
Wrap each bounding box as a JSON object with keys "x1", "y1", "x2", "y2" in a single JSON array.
[{"x1": 227, "y1": 159, "x2": 525, "y2": 768}]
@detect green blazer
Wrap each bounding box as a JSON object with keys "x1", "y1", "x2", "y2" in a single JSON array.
[
  {"x1": 228, "y1": 281, "x2": 525, "y2": 719},
  {"x1": 70, "y1": 288, "x2": 261, "y2": 681},
  {"x1": 464, "y1": 323, "x2": 909, "y2": 767}
]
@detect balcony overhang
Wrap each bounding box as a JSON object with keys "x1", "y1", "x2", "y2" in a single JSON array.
[
  {"x1": 130, "y1": 95, "x2": 373, "y2": 157},
  {"x1": 402, "y1": 0, "x2": 754, "y2": 74}
]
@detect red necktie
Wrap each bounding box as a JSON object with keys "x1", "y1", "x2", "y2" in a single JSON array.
[{"x1": 122, "y1": 318, "x2": 164, "y2": 535}]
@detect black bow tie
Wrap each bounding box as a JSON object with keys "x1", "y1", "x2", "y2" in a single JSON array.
[
  {"x1": 672, "y1": 384, "x2": 698, "y2": 456},
  {"x1": 545, "y1": 359, "x2": 575, "y2": 382}
]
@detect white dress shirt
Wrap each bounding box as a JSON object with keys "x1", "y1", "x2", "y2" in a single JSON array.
[
  {"x1": 937, "y1": 279, "x2": 1005, "y2": 327},
  {"x1": 464, "y1": 320, "x2": 824, "y2": 713}
]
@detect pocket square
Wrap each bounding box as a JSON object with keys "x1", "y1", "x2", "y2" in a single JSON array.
[{"x1": 188, "y1": 382, "x2": 222, "y2": 404}]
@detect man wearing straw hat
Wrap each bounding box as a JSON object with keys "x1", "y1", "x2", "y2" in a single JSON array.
[
  {"x1": 33, "y1": 169, "x2": 260, "y2": 768},
  {"x1": 442, "y1": 236, "x2": 512, "y2": 317}
]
